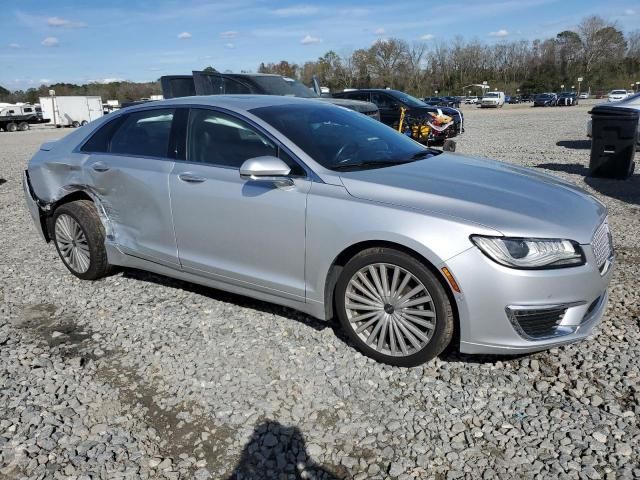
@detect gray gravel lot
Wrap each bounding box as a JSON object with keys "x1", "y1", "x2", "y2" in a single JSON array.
[{"x1": 1, "y1": 103, "x2": 639, "y2": 479}]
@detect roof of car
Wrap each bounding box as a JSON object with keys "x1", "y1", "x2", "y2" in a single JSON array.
[{"x1": 125, "y1": 94, "x2": 329, "y2": 113}]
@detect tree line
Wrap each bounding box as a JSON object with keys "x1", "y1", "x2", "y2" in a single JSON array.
[
  {"x1": 258, "y1": 16, "x2": 640, "y2": 97},
  {"x1": 1, "y1": 15, "x2": 638, "y2": 104}
]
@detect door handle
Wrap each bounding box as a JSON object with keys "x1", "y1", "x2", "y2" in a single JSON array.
[
  {"x1": 92, "y1": 162, "x2": 110, "y2": 172},
  {"x1": 178, "y1": 173, "x2": 206, "y2": 183}
]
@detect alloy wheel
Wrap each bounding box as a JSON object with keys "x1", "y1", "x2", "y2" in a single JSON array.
[
  {"x1": 55, "y1": 214, "x2": 91, "y2": 274},
  {"x1": 344, "y1": 263, "x2": 437, "y2": 357}
]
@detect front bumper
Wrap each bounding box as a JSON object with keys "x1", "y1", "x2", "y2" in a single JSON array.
[{"x1": 445, "y1": 244, "x2": 613, "y2": 355}]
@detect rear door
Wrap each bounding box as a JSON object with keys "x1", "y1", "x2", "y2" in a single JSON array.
[{"x1": 81, "y1": 107, "x2": 181, "y2": 266}]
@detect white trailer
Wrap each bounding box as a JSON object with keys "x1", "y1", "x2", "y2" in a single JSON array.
[{"x1": 39, "y1": 96, "x2": 104, "y2": 128}]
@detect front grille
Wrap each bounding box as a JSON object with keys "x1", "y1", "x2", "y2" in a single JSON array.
[
  {"x1": 506, "y1": 306, "x2": 568, "y2": 339},
  {"x1": 592, "y1": 219, "x2": 613, "y2": 274}
]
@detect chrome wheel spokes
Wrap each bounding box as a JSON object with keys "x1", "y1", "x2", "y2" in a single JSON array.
[
  {"x1": 55, "y1": 214, "x2": 90, "y2": 274},
  {"x1": 344, "y1": 263, "x2": 436, "y2": 357}
]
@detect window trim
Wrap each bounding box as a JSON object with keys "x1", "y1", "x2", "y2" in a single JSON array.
[{"x1": 177, "y1": 106, "x2": 311, "y2": 179}]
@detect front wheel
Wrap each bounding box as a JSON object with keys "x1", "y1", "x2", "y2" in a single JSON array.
[
  {"x1": 335, "y1": 248, "x2": 454, "y2": 367},
  {"x1": 52, "y1": 200, "x2": 110, "y2": 280}
]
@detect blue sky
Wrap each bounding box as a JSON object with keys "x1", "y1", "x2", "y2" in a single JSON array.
[{"x1": 2, "y1": 0, "x2": 638, "y2": 90}]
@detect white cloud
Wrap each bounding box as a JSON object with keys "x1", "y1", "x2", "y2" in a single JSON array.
[
  {"x1": 177, "y1": 32, "x2": 192, "y2": 39},
  {"x1": 224, "y1": 43, "x2": 234, "y2": 49},
  {"x1": 489, "y1": 29, "x2": 509, "y2": 37},
  {"x1": 220, "y1": 31, "x2": 239, "y2": 39},
  {"x1": 420, "y1": 34, "x2": 435, "y2": 40},
  {"x1": 624, "y1": 9, "x2": 636, "y2": 15},
  {"x1": 41, "y1": 37, "x2": 59, "y2": 47},
  {"x1": 300, "y1": 34, "x2": 321, "y2": 45},
  {"x1": 97, "y1": 78, "x2": 125, "y2": 84},
  {"x1": 39, "y1": 79, "x2": 51, "y2": 84},
  {"x1": 272, "y1": 5, "x2": 318, "y2": 17},
  {"x1": 375, "y1": 28, "x2": 386, "y2": 35},
  {"x1": 8, "y1": 43, "x2": 20, "y2": 48},
  {"x1": 47, "y1": 16, "x2": 87, "y2": 28}
]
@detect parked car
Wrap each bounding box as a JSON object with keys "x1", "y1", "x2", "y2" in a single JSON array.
[
  {"x1": 557, "y1": 92, "x2": 578, "y2": 106},
  {"x1": 24, "y1": 95, "x2": 613, "y2": 366},
  {"x1": 579, "y1": 92, "x2": 590, "y2": 99},
  {"x1": 464, "y1": 96, "x2": 479, "y2": 104},
  {"x1": 507, "y1": 96, "x2": 521, "y2": 104},
  {"x1": 480, "y1": 91, "x2": 505, "y2": 108},
  {"x1": 160, "y1": 71, "x2": 380, "y2": 120},
  {"x1": 519, "y1": 94, "x2": 534, "y2": 103},
  {"x1": 533, "y1": 93, "x2": 558, "y2": 107},
  {"x1": 608, "y1": 90, "x2": 631, "y2": 102},
  {"x1": 333, "y1": 89, "x2": 463, "y2": 143}
]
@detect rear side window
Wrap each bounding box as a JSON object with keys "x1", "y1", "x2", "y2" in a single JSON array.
[
  {"x1": 345, "y1": 92, "x2": 370, "y2": 102},
  {"x1": 371, "y1": 93, "x2": 396, "y2": 108},
  {"x1": 187, "y1": 108, "x2": 277, "y2": 168},
  {"x1": 81, "y1": 116, "x2": 125, "y2": 153},
  {"x1": 110, "y1": 109, "x2": 174, "y2": 158}
]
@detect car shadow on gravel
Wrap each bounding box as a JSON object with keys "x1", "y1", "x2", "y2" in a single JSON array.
[
  {"x1": 556, "y1": 140, "x2": 591, "y2": 150},
  {"x1": 120, "y1": 268, "x2": 332, "y2": 332},
  {"x1": 226, "y1": 420, "x2": 343, "y2": 480},
  {"x1": 536, "y1": 162, "x2": 640, "y2": 206},
  {"x1": 0, "y1": 178, "x2": 6, "y2": 186}
]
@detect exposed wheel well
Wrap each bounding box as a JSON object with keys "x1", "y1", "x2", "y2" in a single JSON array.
[
  {"x1": 43, "y1": 191, "x2": 94, "y2": 241},
  {"x1": 324, "y1": 240, "x2": 460, "y2": 344}
]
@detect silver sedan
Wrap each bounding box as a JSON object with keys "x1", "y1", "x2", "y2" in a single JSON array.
[{"x1": 24, "y1": 95, "x2": 614, "y2": 366}]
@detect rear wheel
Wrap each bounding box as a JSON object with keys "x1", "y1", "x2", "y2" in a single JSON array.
[
  {"x1": 18, "y1": 122, "x2": 29, "y2": 131},
  {"x1": 71, "y1": 121, "x2": 81, "y2": 128},
  {"x1": 81, "y1": 120, "x2": 88, "y2": 126},
  {"x1": 6, "y1": 122, "x2": 17, "y2": 132},
  {"x1": 52, "y1": 200, "x2": 110, "y2": 280},
  {"x1": 335, "y1": 248, "x2": 454, "y2": 367}
]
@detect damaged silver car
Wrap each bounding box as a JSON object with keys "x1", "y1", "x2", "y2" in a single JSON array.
[{"x1": 24, "y1": 95, "x2": 614, "y2": 367}]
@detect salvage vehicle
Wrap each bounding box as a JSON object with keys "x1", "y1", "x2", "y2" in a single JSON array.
[
  {"x1": 480, "y1": 91, "x2": 505, "y2": 108},
  {"x1": 557, "y1": 92, "x2": 578, "y2": 106},
  {"x1": 533, "y1": 93, "x2": 558, "y2": 107},
  {"x1": 333, "y1": 89, "x2": 462, "y2": 144},
  {"x1": 160, "y1": 71, "x2": 380, "y2": 120},
  {"x1": 24, "y1": 96, "x2": 613, "y2": 366}
]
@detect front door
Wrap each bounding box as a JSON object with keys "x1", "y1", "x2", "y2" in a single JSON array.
[
  {"x1": 371, "y1": 92, "x2": 401, "y2": 126},
  {"x1": 83, "y1": 107, "x2": 179, "y2": 266},
  {"x1": 169, "y1": 108, "x2": 310, "y2": 300}
]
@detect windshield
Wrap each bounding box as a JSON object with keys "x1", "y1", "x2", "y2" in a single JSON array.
[
  {"x1": 251, "y1": 75, "x2": 317, "y2": 98},
  {"x1": 251, "y1": 103, "x2": 438, "y2": 171},
  {"x1": 390, "y1": 91, "x2": 426, "y2": 108},
  {"x1": 611, "y1": 90, "x2": 627, "y2": 95},
  {"x1": 484, "y1": 92, "x2": 499, "y2": 98}
]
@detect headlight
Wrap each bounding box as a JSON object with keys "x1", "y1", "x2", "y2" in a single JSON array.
[{"x1": 470, "y1": 236, "x2": 585, "y2": 269}]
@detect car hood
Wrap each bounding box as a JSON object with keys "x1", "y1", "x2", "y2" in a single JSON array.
[
  {"x1": 320, "y1": 98, "x2": 378, "y2": 113},
  {"x1": 338, "y1": 154, "x2": 606, "y2": 243}
]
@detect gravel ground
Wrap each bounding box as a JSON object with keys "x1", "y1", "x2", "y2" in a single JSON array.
[{"x1": 1, "y1": 103, "x2": 639, "y2": 480}]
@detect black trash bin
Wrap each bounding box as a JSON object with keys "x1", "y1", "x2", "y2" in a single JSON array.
[{"x1": 589, "y1": 105, "x2": 638, "y2": 179}]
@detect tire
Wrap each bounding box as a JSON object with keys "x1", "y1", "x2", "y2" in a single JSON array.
[
  {"x1": 52, "y1": 200, "x2": 110, "y2": 280},
  {"x1": 335, "y1": 247, "x2": 454, "y2": 367},
  {"x1": 71, "y1": 121, "x2": 81, "y2": 128},
  {"x1": 81, "y1": 120, "x2": 88, "y2": 126},
  {"x1": 6, "y1": 122, "x2": 17, "y2": 132},
  {"x1": 18, "y1": 122, "x2": 29, "y2": 131}
]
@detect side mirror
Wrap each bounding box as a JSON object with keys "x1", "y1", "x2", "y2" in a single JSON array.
[{"x1": 240, "y1": 156, "x2": 292, "y2": 183}]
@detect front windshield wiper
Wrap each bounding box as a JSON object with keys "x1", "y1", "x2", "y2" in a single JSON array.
[{"x1": 332, "y1": 159, "x2": 419, "y2": 171}]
